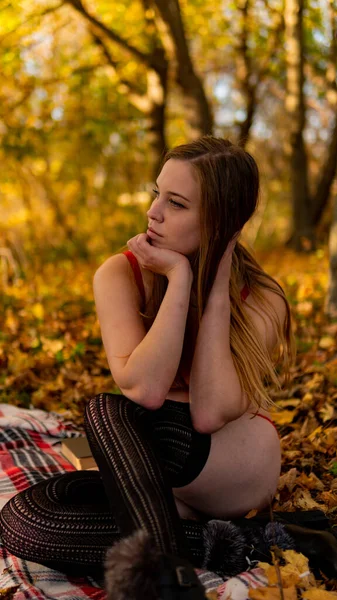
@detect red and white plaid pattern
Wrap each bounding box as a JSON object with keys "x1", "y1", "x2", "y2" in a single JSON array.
[{"x1": 0, "y1": 404, "x2": 267, "y2": 599}]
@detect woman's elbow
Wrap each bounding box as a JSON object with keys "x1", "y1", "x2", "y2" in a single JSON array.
[
  {"x1": 191, "y1": 411, "x2": 227, "y2": 434},
  {"x1": 119, "y1": 385, "x2": 166, "y2": 411}
]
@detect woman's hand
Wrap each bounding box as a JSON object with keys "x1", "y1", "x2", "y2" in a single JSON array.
[
  {"x1": 212, "y1": 232, "x2": 241, "y2": 287},
  {"x1": 127, "y1": 233, "x2": 191, "y2": 278}
]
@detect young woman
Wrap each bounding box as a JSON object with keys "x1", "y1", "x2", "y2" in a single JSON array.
[{"x1": 0, "y1": 137, "x2": 296, "y2": 599}]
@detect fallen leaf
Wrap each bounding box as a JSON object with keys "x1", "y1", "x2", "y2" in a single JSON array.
[
  {"x1": 249, "y1": 585, "x2": 297, "y2": 600},
  {"x1": 292, "y1": 488, "x2": 323, "y2": 510},
  {"x1": 0, "y1": 586, "x2": 20, "y2": 600},
  {"x1": 302, "y1": 590, "x2": 337, "y2": 600},
  {"x1": 297, "y1": 472, "x2": 324, "y2": 491},
  {"x1": 302, "y1": 393, "x2": 315, "y2": 406},
  {"x1": 259, "y1": 550, "x2": 312, "y2": 590},
  {"x1": 283, "y1": 549, "x2": 310, "y2": 578},
  {"x1": 245, "y1": 508, "x2": 258, "y2": 518},
  {"x1": 278, "y1": 468, "x2": 299, "y2": 492},
  {"x1": 319, "y1": 403, "x2": 335, "y2": 422},
  {"x1": 317, "y1": 491, "x2": 337, "y2": 508},
  {"x1": 271, "y1": 410, "x2": 297, "y2": 425},
  {"x1": 318, "y1": 336, "x2": 335, "y2": 350},
  {"x1": 273, "y1": 399, "x2": 302, "y2": 408},
  {"x1": 296, "y1": 301, "x2": 313, "y2": 316},
  {"x1": 205, "y1": 592, "x2": 217, "y2": 600}
]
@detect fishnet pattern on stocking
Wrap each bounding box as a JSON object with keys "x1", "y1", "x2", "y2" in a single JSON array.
[
  {"x1": 84, "y1": 393, "x2": 190, "y2": 557},
  {"x1": 0, "y1": 393, "x2": 210, "y2": 573}
]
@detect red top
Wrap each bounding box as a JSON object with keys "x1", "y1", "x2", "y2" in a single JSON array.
[
  {"x1": 122, "y1": 250, "x2": 250, "y2": 305},
  {"x1": 123, "y1": 250, "x2": 146, "y2": 308}
]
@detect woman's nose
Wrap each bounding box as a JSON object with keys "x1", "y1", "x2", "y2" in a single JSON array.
[{"x1": 147, "y1": 200, "x2": 163, "y2": 222}]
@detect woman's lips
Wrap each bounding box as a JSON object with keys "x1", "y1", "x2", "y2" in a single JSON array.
[{"x1": 147, "y1": 228, "x2": 162, "y2": 238}]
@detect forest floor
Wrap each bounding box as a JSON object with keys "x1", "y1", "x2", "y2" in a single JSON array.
[{"x1": 2, "y1": 245, "x2": 337, "y2": 592}]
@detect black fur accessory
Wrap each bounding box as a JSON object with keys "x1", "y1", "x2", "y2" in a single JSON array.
[
  {"x1": 202, "y1": 520, "x2": 295, "y2": 578},
  {"x1": 105, "y1": 529, "x2": 207, "y2": 600}
]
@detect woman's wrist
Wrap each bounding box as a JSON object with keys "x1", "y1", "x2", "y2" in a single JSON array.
[
  {"x1": 166, "y1": 262, "x2": 193, "y2": 284},
  {"x1": 207, "y1": 275, "x2": 230, "y2": 307}
]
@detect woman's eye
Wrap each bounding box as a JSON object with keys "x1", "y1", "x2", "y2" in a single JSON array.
[
  {"x1": 169, "y1": 199, "x2": 184, "y2": 208},
  {"x1": 152, "y1": 189, "x2": 183, "y2": 208}
]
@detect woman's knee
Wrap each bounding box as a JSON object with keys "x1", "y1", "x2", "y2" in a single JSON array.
[
  {"x1": 1, "y1": 486, "x2": 52, "y2": 555},
  {"x1": 84, "y1": 393, "x2": 145, "y2": 430},
  {"x1": 84, "y1": 393, "x2": 117, "y2": 429}
]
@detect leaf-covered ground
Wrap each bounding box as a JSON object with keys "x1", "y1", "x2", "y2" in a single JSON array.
[{"x1": 1, "y1": 248, "x2": 337, "y2": 538}]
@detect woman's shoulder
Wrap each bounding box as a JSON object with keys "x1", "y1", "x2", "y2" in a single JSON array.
[
  {"x1": 94, "y1": 252, "x2": 153, "y2": 310},
  {"x1": 94, "y1": 253, "x2": 128, "y2": 276},
  {"x1": 244, "y1": 281, "x2": 287, "y2": 319}
]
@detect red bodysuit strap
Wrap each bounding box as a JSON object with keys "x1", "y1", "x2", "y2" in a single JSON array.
[
  {"x1": 241, "y1": 283, "x2": 250, "y2": 301},
  {"x1": 122, "y1": 250, "x2": 249, "y2": 306},
  {"x1": 122, "y1": 251, "x2": 146, "y2": 308}
]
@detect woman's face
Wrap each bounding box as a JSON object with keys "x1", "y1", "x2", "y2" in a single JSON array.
[{"x1": 146, "y1": 159, "x2": 201, "y2": 256}]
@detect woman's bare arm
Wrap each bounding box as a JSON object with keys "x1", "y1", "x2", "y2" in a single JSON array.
[
  {"x1": 189, "y1": 282, "x2": 286, "y2": 434},
  {"x1": 189, "y1": 279, "x2": 245, "y2": 433},
  {"x1": 93, "y1": 256, "x2": 193, "y2": 409},
  {"x1": 189, "y1": 237, "x2": 286, "y2": 434}
]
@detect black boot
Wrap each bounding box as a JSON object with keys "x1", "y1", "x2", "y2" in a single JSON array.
[
  {"x1": 284, "y1": 524, "x2": 337, "y2": 579},
  {"x1": 238, "y1": 510, "x2": 337, "y2": 579},
  {"x1": 157, "y1": 554, "x2": 207, "y2": 599}
]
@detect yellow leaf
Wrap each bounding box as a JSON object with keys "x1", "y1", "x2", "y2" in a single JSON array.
[
  {"x1": 318, "y1": 336, "x2": 335, "y2": 350},
  {"x1": 302, "y1": 393, "x2": 314, "y2": 405},
  {"x1": 319, "y1": 403, "x2": 335, "y2": 422},
  {"x1": 297, "y1": 472, "x2": 324, "y2": 491},
  {"x1": 270, "y1": 410, "x2": 296, "y2": 425},
  {"x1": 296, "y1": 301, "x2": 313, "y2": 316},
  {"x1": 283, "y1": 549, "x2": 309, "y2": 573},
  {"x1": 302, "y1": 590, "x2": 337, "y2": 600},
  {"x1": 41, "y1": 337, "x2": 64, "y2": 354},
  {"x1": 318, "y1": 491, "x2": 337, "y2": 509},
  {"x1": 245, "y1": 508, "x2": 258, "y2": 518},
  {"x1": 5, "y1": 312, "x2": 18, "y2": 334},
  {"x1": 308, "y1": 426, "x2": 323, "y2": 442},
  {"x1": 249, "y1": 585, "x2": 297, "y2": 600},
  {"x1": 144, "y1": 8, "x2": 155, "y2": 18},
  {"x1": 205, "y1": 592, "x2": 218, "y2": 600},
  {"x1": 292, "y1": 488, "x2": 323, "y2": 510},
  {"x1": 278, "y1": 468, "x2": 299, "y2": 492},
  {"x1": 31, "y1": 303, "x2": 44, "y2": 320},
  {"x1": 261, "y1": 564, "x2": 299, "y2": 587},
  {"x1": 272, "y1": 399, "x2": 301, "y2": 408}
]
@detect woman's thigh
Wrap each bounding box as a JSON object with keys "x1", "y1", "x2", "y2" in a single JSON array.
[{"x1": 173, "y1": 412, "x2": 281, "y2": 519}]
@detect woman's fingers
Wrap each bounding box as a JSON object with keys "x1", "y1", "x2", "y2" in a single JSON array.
[{"x1": 127, "y1": 234, "x2": 153, "y2": 267}]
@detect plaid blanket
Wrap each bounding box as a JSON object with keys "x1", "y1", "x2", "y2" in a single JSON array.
[{"x1": 0, "y1": 404, "x2": 267, "y2": 599}]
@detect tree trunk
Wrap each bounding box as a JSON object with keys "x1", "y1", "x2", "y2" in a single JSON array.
[
  {"x1": 144, "y1": 47, "x2": 168, "y2": 176},
  {"x1": 312, "y1": 0, "x2": 337, "y2": 226},
  {"x1": 313, "y1": 113, "x2": 337, "y2": 225},
  {"x1": 325, "y1": 192, "x2": 337, "y2": 317},
  {"x1": 285, "y1": 0, "x2": 313, "y2": 251},
  {"x1": 236, "y1": 0, "x2": 256, "y2": 147},
  {"x1": 153, "y1": 0, "x2": 213, "y2": 137}
]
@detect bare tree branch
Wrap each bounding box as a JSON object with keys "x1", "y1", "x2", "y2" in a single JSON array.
[
  {"x1": 65, "y1": 0, "x2": 156, "y2": 69},
  {"x1": 89, "y1": 29, "x2": 142, "y2": 96},
  {"x1": 0, "y1": 3, "x2": 63, "y2": 43}
]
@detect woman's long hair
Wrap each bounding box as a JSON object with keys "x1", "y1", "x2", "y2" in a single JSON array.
[{"x1": 117, "y1": 136, "x2": 295, "y2": 410}]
